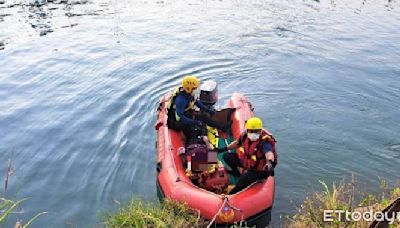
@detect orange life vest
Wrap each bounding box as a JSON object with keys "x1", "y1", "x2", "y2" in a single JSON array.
[{"x1": 238, "y1": 130, "x2": 277, "y2": 171}]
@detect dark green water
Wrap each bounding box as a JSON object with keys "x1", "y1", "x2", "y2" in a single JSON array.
[{"x1": 0, "y1": 0, "x2": 399, "y2": 226}]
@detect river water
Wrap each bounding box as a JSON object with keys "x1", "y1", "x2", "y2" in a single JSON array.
[{"x1": 0, "y1": 0, "x2": 399, "y2": 227}]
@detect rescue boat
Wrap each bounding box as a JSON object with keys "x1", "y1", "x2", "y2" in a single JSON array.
[{"x1": 155, "y1": 90, "x2": 276, "y2": 226}]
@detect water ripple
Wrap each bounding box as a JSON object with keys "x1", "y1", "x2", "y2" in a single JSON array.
[{"x1": 1, "y1": 0, "x2": 400, "y2": 227}]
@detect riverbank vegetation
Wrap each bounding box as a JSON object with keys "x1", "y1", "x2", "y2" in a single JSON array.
[
  {"x1": 104, "y1": 176, "x2": 400, "y2": 228},
  {"x1": 0, "y1": 198, "x2": 47, "y2": 228},
  {"x1": 287, "y1": 176, "x2": 400, "y2": 228},
  {"x1": 103, "y1": 198, "x2": 208, "y2": 228},
  {"x1": 1, "y1": 158, "x2": 47, "y2": 227}
]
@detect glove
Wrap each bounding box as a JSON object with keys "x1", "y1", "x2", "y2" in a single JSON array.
[{"x1": 263, "y1": 160, "x2": 274, "y2": 175}]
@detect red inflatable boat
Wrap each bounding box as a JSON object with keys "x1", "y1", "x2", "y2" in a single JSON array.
[{"x1": 155, "y1": 92, "x2": 276, "y2": 226}]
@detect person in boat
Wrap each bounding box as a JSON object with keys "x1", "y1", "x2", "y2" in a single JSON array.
[
  {"x1": 214, "y1": 117, "x2": 276, "y2": 194},
  {"x1": 167, "y1": 75, "x2": 228, "y2": 140}
]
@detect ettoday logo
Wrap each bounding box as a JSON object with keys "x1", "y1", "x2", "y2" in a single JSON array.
[{"x1": 323, "y1": 210, "x2": 400, "y2": 224}]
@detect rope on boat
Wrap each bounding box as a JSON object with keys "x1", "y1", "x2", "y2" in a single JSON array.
[
  {"x1": 226, "y1": 201, "x2": 242, "y2": 212},
  {"x1": 206, "y1": 197, "x2": 228, "y2": 228}
]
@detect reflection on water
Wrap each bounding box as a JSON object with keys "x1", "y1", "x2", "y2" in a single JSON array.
[
  {"x1": 0, "y1": 0, "x2": 113, "y2": 48},
  {"x1": 28, "y1": 3, "x2": 54, "y2": 36},
  {"x1": 0, "y1": 0, "x2": 398, "y2": 50}
]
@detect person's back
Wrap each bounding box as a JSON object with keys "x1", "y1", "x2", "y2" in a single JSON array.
[
  {"x1": 167, "y1": 75, "x2": 228, "y2": 140},
  {"x1": 166, "y1": 76, "x2": 202, "y2": 137}
]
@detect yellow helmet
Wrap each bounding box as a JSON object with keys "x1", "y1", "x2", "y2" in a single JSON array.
[
  {"x1": 182, "y1": 75, "x2": 200, "y2": 94},
  {"x1": 245, "y1": 117, "x2": 263, "y2": 130}
]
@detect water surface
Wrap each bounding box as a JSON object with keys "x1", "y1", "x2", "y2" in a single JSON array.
[{"x1": 0, "y1": 0, "x2": 399, "y2": 226}]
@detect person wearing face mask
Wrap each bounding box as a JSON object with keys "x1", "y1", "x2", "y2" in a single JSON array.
[
  {"x1": 214, "y1": 117, "x2": 277, "y2": 194},
  {"x1": 167, "y1": 75, "x2": 222, "y2": 140}
]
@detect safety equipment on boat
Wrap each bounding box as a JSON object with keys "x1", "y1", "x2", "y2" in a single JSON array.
[
  {"x1": 167, "y1": 87, "x2": 195, "y2": 123},
  {"x1": 239, "y1": 130, "x2": 276, "y2": 171},
  {"x1": 245, "y1": 117, "x2": 263, "y2": 130},
  {"x1": 182, "y1": 75, "x2": 200, "y2": 94},
  {"x1": 201, "y1": 167, "x2": 229, "y2": 194}
]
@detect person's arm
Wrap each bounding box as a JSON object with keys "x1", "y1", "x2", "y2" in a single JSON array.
[
  {"x1": 215, "y1": 140, "x2": 239, "y2": 152},
  {"x1": 227, "y1": 140, "x2": 239, "y2": 150},
  {"x1": 195, "y1": 100, "x2": 214, "y2": 115},
  {"x1": 263, "y1": 142, "x2": 274, "y2": 162},
  {"x1": 175, "y1": 95, "x2": 201, "y2": 126},
  {"x1": 262, "y1": 142, "x2": 275, "y2": 172},
  {"x1": 214, "y1": 132, "x2": 246, "y2": 152}
]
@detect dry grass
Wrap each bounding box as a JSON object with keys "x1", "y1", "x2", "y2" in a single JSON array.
[{"x1": 4, "y1": 158, "x2": 13, "y2": 196}]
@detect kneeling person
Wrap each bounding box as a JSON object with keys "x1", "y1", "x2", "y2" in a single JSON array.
[{"x1": 215, "y1": 117, "x2": 276, "y2": 194}]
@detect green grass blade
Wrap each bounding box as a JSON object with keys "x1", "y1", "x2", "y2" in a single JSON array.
[
  {"x1": 0, "y1": 198, "x2": 28, "y2": 222},
  {"x1": 22, "y1": 212, "x2": 48, "y2": 228},
  {"x1": 0, "y1": 198, "x2": 13, "y2": 211}
]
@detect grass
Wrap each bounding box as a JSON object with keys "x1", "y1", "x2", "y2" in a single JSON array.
[
  {"x1": 5, "y1": 152, "x2": 400, "y2": 228},
  {"x1": 1, "y1": 197, "x2": 47, "y2": 228},
  {"x1": 103, "y1": 198, "x2": 208, "y2": 228},
  {"x1": 286, "y1": 175, "x2": 400, "y2": 228},
  {"x1": 104, "y1": 176, "x2": 400, "y2": 228},
  {"x1": 1, "y1": 157, "x2": 47, "y2": 227},
  {"x1": 0, "y1": 198, "x2": 27, "y2": 223}
]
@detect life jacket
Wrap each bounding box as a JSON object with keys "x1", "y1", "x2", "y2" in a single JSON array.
[
  {"x1": 206, "y1": 126, "x2": 219, "y2": 149},
  {"x1": 237, "y1": 130, "x2": 277, "y2": 171},
  {"x1": 167, "y1": 87, "x2": 196, "y2": 122}
]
